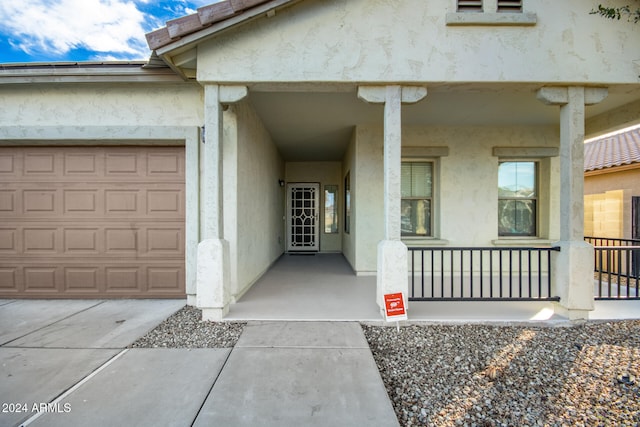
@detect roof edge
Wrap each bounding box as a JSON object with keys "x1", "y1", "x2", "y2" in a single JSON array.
[
  {"x1": 151, "y1": 0, "x2": 302, "y2": 55},
  {"x1": 0, "y1": 61, "x2": 185, "y2": 84}
]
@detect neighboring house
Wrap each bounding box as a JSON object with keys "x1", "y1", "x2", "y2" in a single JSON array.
[
  {"x1": 1, "y1": 0, "x2": 640, "y2": 320},
  {"x1": 584, "y1": 126, "x2": 640, "y2": 241}
]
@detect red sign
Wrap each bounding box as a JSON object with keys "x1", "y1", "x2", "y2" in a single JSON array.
[{"x1": 384, "y1": 292, "x2": 407, "y2": 321}]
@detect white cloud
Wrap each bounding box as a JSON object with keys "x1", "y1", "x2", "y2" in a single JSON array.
[{"x1": 0, "y1": 0, "x2": 153, "y2": 60}]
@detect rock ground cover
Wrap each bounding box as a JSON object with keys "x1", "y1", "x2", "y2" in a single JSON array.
[
  {"x1": 130, "y1": 305, "x2": 245, "y2": 348},
  {"x1": 130, "y1": 306, "x2": 640, "y2": 426},
  {"x1": 362, "y1": 322, "x2": 640, "y2": 427}
]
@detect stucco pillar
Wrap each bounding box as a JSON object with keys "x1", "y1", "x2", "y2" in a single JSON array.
[
  {"x1": 537, "y1": 86, "x2": 607, "y2": 320},
  {"x1": 358, "y1": 85, "x2": 427, "y2": 318},
  {"x1": 197, "y1": 84, "x2": 247, "y2": 321}
]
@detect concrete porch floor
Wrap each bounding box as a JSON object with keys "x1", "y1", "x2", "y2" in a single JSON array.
[{"x1": 225, "y1": 253, "x2": 640, "y2": 322}]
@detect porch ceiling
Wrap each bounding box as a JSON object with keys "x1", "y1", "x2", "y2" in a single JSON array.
[{"x1": 247, "y1": 83, "x2": 640, "y2": 162}]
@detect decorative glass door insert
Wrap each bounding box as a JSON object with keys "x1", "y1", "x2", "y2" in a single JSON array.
[{"x1": 287, "y1": 183, "x2": 320, "y2": 251}]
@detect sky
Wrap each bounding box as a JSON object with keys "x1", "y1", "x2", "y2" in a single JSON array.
[{"x1": 0, "y1": 0, "x2": 218, "y2": 64}]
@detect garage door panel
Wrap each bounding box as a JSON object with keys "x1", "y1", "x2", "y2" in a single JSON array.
[
  {"x1": 148, "y1": 152, "x2": 183, "y2": 176},
  {"x1": 0, "y1": 146, "x2": 185, "y2": 298},
  {"x1": 0, "y1": 153, "x2": 14, "y2": 173},
  {"x1": 23, "y1": 190, "x2": 58, "y2": 214},
  {"x1": 105, "y1": 189, "x2": 141, "y2": 213},
  {"x1": 63, "y1": 152, "x2": 99, "y2": 175},
  {"x1": 24, "y1": 152, "x2": 58, "y2": 175},
  {"x1": 0, "y1": 228, "x2": 17, "y2": 253},
  {"x1": 23, "y1": 228, "x2": 58, "y2": 253},
  {"x1": 64, "y1": 267, "x2": 100, "y2": 292},
  {"x1": 105, "y1": 152, "x2": 143, "y2": 176},
  {"x1": 0, "y1": 190, "x2": 16, "y2": 212},
  {"x1": 105, "y1": 228, "x2": 138, "y2": 252},
  {"x1": 64, "y1": 189, "x2": 99, "y2": 213},
  {"x1": 105, "y1": 267, "x2": 141, "y2": 292},
  {"x1": 24, "y1": 267, "x2": 59, "y2": 292},
  {"x1": 64, "y1": 228, "x2": 99, "y2": 253},
  {"x1": 0, "y1": 267, "x2": 18, "y2": 291}
]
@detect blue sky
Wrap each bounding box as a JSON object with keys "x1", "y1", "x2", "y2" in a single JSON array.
[{"x1": 0, "y1": 0, "x2": 217, "y2": 64}]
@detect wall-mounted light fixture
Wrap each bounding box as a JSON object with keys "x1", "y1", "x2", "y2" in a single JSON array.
[{"x1": 278, "y1": 179, "x2": 285, "y2": 187}]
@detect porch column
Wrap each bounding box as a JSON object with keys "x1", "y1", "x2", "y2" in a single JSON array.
[
  {"x1": 358, "y1": 85, "x2": 427, "y2": 317},
  {"x1": 537, "y1": 86, "x2": 607, "y2": 320},
  {"x1": 197, "y1": 84, "x2": 247, "y2": 321}
]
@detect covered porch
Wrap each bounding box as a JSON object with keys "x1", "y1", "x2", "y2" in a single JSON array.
[
  {"x1": 199, "y1": 83, "x2": 630, "y2": 321},
  {"x1": 225, "y1": 253, "x2": 571, "y2": 322}
]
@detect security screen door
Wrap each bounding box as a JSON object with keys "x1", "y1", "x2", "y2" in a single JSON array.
[{"x1": 287, "y1": 183, "x2": 320, "y2": 252}]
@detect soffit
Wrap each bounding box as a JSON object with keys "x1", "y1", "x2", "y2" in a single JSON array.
[{"x1": 250, "y1": 83, "x2": 640, "y2": 162}]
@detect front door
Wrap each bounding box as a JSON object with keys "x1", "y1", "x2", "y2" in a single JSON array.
[{"x1": 287, "y1": 183, "x2": 320, "y2": 252}]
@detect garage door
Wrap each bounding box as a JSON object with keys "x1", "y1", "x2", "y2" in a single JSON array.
[{"x1": 0, "y1": 146, "x2": 185, "y2": 298}]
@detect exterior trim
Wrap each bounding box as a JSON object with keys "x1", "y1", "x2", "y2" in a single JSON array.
[
  {"x1": 493, "y1": 147, "x2": 559, "y2": 158},
  {"x1": 446, "y1": 12, "x2": 537, "y2": 26}
]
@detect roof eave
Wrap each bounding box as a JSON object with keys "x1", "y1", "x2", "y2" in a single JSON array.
[
  {"x1": 0, "y1": 62, "x2": 186, "y2": 84},
  {"x1": 585, "y1": 162, "x2": 640, "y2": 176}
]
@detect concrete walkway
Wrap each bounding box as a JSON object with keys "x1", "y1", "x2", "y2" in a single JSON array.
[{"x1": 0, "y1": 300, "x2": 398, "y2": 427}]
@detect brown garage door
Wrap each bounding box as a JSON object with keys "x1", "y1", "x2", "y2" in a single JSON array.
[{"x1": 0, "y1": 146, "x2": 185, "y2": 298}]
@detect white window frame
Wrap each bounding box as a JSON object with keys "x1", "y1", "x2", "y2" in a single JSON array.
[
  {"x1": 498, "y1": 160, "x2": 539, "y2": 238},
  {"x1": 401, "y1": 159, "x2": 437, "y2": 239}
]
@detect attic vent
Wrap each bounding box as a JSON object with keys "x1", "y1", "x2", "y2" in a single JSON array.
[
  {"x1": 497, "y1": 0, "x2": 523, "y2": 12},
  {"x1": 457, "y1": 0, "x2": 483, "y2": 12}
]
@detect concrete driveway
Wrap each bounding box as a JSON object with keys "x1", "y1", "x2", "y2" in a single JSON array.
[
  {"x1": 0, "y1": 299, "x2": 399, "y2": 427},
  {"x1": 0, "y1": 299, "x2": 188, "y2": 426}
]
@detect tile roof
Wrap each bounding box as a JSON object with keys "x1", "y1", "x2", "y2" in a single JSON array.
[
  {"x1": 584, "y1": 126, "x2": 640, "y2": 171},
  {"x1": 145, "y1": 0, "x2": 276, "y2": 51}
]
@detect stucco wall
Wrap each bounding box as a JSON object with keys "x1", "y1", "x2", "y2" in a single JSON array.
[
  {"x1": 197, "y1": 0, "x2": 639, "y2": 84},
  {"x1": 342, "y1": 130, "x2": 357, "y2": 270},
  {"x1": 351, "y1": 124, "x2": 561, "y2": 273},
  {"x1": 353, "y1": 126, "x2": 384, "y2": 274},
  {"x1": 285, "y1": 161, "x2": 343, "y2": 252},
  {"x1": 231, "y1": 100, "x2": 285, "y2": 299},
  {"x1": 0, "y1": 84, "x2": 203, "y2": 127},
  {"x1": 584, "y1": 167, "x2": 640, "y2": 239}
]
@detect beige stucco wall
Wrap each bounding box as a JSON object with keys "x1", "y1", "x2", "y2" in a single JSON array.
[
  {"x1": 228, "y1": 100, "x2": 285, "y2": 299},
  {"x1": 584, "y1": 190, "x2": 625, "y2": 239},
  {"x1": 285, "y1": 161, "x2": 343, "y2": 252},
  {"x1": 0, "y1": 84, "x2": 203, "y2": 127},
  {"x1": 349, "y1": 124, "x2": 561, "y2": 274},
  {"x1": 584, "y1": 167, "x2": 640, "y2": 239},
  {"x1": 197, "y1": 0, "x2": 639, "y2": 84}
]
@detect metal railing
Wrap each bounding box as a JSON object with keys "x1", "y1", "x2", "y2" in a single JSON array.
[
  {"x1": 408, "y1": 246, "x2": 560, "y2": 301},
  {"x1": 585, "y1": 237, "x2": 640, "y2": 300}
]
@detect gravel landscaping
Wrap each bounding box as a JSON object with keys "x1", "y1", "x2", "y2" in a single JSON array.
[
  {"x1": 363, "y1": 321, "x2": 640, "y2": 427},
  {"x1": 130, "y1": 305, "x2": 245, "y2": 348},
  {"x1": 130, "y1": 306, "x2": 640, "y2": 426}
]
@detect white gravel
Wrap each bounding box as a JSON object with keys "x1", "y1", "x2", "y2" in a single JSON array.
[{"x1": 362, "y1": 321, "x2": 640, "y2": 427}]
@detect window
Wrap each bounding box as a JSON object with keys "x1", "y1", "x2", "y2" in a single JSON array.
[
  {"x1": 401, "y1": 162, "x2": 433, "y2": 237},
  {"x1": 324, "y1": 185, "x2": 338, "y2": 234},
  {"x1": 498, "y1": 161, "x2": 537, "y2": 236},
  {"x1": 344, "y1": 172, "x2": 350, "y2": 234}
]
